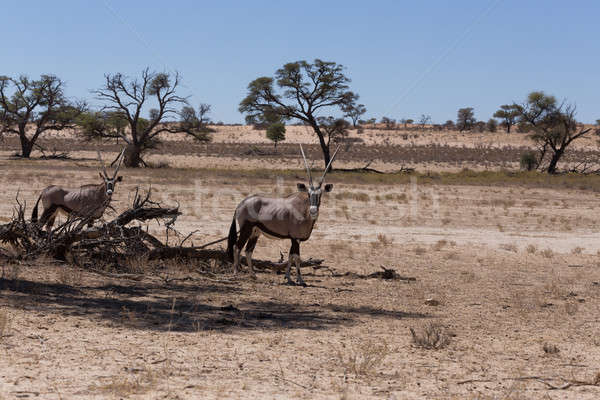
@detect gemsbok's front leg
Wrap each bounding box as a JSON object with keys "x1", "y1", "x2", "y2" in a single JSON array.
[{"x1": 286, "y1": 239, "x2": 304, "y2": 286}]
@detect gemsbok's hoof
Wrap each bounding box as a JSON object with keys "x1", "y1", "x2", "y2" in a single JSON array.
[
  {"x1": 297, "y1": 281, "x2": 307, "y2": 287},
  {"x1": 284, "y1": 280, "x2": 296, "y2": 286}
]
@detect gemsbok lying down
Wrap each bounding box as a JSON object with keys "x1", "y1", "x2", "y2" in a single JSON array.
[
  {"x1": 227, "y1": 145, "x2": 339, "y2": 286},
  {"x1": 31, "y1": 149, "x2": 125, "y2": 230}
]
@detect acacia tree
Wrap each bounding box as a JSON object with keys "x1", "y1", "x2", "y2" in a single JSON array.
[
  {"x1": 380, "y1": 116, "x2": 396, "y2": 130},
  {"x1": 82, "y1": 69, "x2": 210, "y2": 167},
  {"x1": 239, "y1": 59, "x2": 357, "y2": 168},
  {"x1": 317, "y1": 117, "x2": 350, "y2": 148},
  {"x1": 342, "y1": 101, "x2": 366, "y2": 128},
  {"x1": 516, "y1": 91, "x2": 591, "y2": 174},
  {"x1": 493, "y1": 104, "x2": 520, "y2": 133},
  {"x1": 0, "y1": 74, "x2": 85, "y2": 158},
  {"x1": 456, "y1": 107, "x2": 476, "y2": 132}
]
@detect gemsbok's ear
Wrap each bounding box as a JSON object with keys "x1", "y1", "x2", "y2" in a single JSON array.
[
  {"x1": 297, "y1": 183, "x2": 308, "y2": 192},
  {"x1": 116, "y1": 176, "x2": 123, "y2": 182},
  {"x1": 324, "y1": 183, "x2": 333, "y2": 192}
]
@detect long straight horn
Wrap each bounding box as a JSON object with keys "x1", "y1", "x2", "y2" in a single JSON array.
[
  {"x1": 320, "y1": 145, "x2": 341, "y2": 184},
  {"x1": 112, "y1": 148, "x2": 126, "y2": 178},
  {"x1": 299, "y1": 144, "x2": 313, "y2": 187},
  {"x1": 97, "y1": 151, "x2": 109, "y2": 178}
]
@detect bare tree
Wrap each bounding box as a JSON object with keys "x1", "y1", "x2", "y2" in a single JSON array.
[
  {"x1": 196, "y1": 103, "x2": 212, "y2": 126},
  {"x1": 516, "y1": 91, "x2": 591, "y2": 174},
  {"x1": 418, "y1": 114, "x2": 431, "y2": 129},
  {"x1": 82, "y1": 69, "x2": 210, "y2": 167},
  {"x1": 239, "y1": 59, "x2": 357, "y2": 168},
  {"x1": 0, "y1": 74, "x2": 85, "y2": 158}
]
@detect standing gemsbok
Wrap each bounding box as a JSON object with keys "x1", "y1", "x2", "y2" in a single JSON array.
[
  {"x1": 31, "y1": 149, "x2": 125, "y2": 230},
  {"x1": 227, "y1": 145, "x2": 339, "y2": 286}
]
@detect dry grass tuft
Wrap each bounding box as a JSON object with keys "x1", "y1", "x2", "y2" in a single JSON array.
[
  {"x1": 526, "y1": 244, "x2": 537, "y2": 254},
  {"x1": 564, "y1": 301, "x2": 579, "y2": 316},
  {"x1": 543, "y1": 343, "x2": 560, "y2": 355},
  {"x1": 89, "y1": 371, "x2": 156, "y2": 397},
  {"x1": 571, "y1": 246, "x2": 584, "y2": 255},
  {"x1": 540, "y1": 248, "x2": 554, "y2": 258},
  {"x1": 1, "y1": 262, "x2": 21, "y2": 280},
  {"x1": 58, "y1": 266, "x2": 84, "y2": 287},
  {"x1": 414, "y1": 246, "x2": 427, "y2": 256},
  {"x1": 433, "y1": 239, "x2": 448, "y2": 251},
  {"x1": 123, "y1": 254, "x2": 151, "y2": 274},
  {"x1": 335, "y1": 191, "x2": 370, "y2": 202},
  {"x1": 336, "y1": 340, "x2": 390, "y2": 378},
  {"x1": 0, "y1": 308, "x2": 10, "y2": 342},
  {"x1": 500, "y1": 243, "x2": 518, "y2": 253},
  {"x1": 409, "y1": 322, "x2": 451, "y2": 350},
  {"x1": 376, "y1": 233, "x2": 393, "y2": 246},
  {"x1": 147, "y1": 160, "x2": 170, "y2": 169}
]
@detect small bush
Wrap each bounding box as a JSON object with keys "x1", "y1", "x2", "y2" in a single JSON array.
[
  {"x1": 520, "y1": 151, "x2": 538, "y2": 171},
  {"x1": 147, "y1": 160, "x2": 170, "y2": 169},
  {"x1": 376, "y1": 233, "x2": 393, "y2": 246},
  {"x1": 336, "y1": 340, "x2": 389, "y2": 378},
  {"x1": 266, "y1": 122, "x2": 286, "y2": 149},
  {"x1": 540, "y1": 248, "x2": 554, "y2": 258},
  {"x1": 571, "y1": 246, "x2": 584, "y2": 255},
  {"x1": 486, "y1": 118, "x2": 498, "y2": 132},
  {"x1": 410, "y1": 323, "x2": 451, "y2": 350},
  {"x1": 543, "y1": 343, "x2": 559, "y2": 354}
]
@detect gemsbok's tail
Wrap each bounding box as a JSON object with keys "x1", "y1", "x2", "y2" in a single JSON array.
[
  {"x1": 226, "y1": 216, "x2": 237, "y2": 261},
  {"x1": 31, "y1": 194, "x2": 42, "y2": 223}
]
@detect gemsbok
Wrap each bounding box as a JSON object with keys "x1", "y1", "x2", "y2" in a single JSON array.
[
  {"x1": 227, "y1": 144, "x2": 339, "y2": 286},
  {"x1": 31, "y1": 149, "x2": 125, "y2": 230}
]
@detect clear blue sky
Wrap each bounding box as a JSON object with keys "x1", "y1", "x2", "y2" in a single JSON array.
[{"x1": 2, "y1": 0, "x2": 598, "y2": 123}]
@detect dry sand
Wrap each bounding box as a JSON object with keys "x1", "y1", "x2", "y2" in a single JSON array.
[{"x1": 2, "y1": 157, "x2": 600, "y2": 398}]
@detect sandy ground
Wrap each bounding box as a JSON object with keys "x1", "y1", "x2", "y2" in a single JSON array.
[{"x1": 2, "y1": 157, "x2": 600, "y2": 399}]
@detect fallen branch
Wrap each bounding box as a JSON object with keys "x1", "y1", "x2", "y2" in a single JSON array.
[
  {"x1": 0, "y1": 190, "x2": 332, "y2": 275},
  {"x1": 502, "y1": 375, "x2": 600, "y2": 390}
]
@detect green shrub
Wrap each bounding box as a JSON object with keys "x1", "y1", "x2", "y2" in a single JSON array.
[{"x1": 520, "y1": 151, "x2": 538, "y2": 171}]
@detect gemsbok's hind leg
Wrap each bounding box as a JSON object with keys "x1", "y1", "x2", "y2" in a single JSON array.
[
  {"x1": 233, "y1": 223, "x2": 252, "y2": 274},
  {"x1": 244, "y1": 230, "x2": 259, "y2": 278},
  {"x1": 293, "y1": 241, "x2": 305, "y2": 286},
  {"x1": 40, "y1": 206, "x2": 58, "y2": 233}
]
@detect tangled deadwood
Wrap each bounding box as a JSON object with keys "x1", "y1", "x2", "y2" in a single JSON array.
[
  {"x1": 0, "y1": 189, "x2": 328, "y2": 273},
  {"x1": 0, "y1": 189, "x2": 180, "y2": 265}
]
